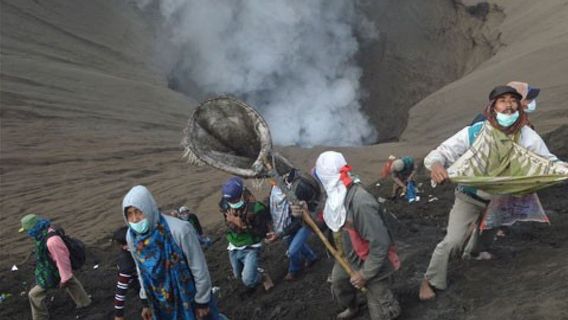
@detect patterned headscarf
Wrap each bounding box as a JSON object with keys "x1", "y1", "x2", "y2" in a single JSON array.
[{"x1": 131, "y1": 215, "x2": 197, "y2": 319}]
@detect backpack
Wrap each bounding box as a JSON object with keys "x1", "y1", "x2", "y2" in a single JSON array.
[{"x1": 47, "y1": 227, "x2": 86, "y2": 270}]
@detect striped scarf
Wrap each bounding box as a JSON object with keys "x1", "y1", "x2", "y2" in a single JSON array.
[{"x1": 448, "y1": 123, "x2": 568, "y2": 195}]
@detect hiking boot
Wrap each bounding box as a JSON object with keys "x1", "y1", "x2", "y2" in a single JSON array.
[{"x1": 336, "y1": 307, "x2": 358, "y2": 320}]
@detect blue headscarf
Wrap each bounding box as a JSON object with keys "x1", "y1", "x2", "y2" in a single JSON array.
[
  {"x1": 28, "y1": 218, "x2": 60, "y2": 289},
  {"x1": 28, "y1": 219, "x2": 50, "y2": 240}
]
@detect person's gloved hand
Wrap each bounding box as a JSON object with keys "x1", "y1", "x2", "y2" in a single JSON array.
[{"x1": 290, "y1": 201, "x2": 308, "y2": 217}]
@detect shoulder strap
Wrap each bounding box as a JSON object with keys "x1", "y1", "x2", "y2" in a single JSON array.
[
  {"x1": 468, "y1": 121, "x2": 485, "y2": 145},
  {"x1": 344, "y1": 183, "x2": 360, "y2": 213},
  {"x1": 46, "y1": 229, "x2": 61, "y2": 240}
]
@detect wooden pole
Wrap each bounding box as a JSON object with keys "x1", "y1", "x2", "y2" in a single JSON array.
[{"x1": 263, "y1": 158, "x2": 366, "y2": 292}]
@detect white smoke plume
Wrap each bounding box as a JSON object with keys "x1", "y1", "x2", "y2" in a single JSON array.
[{"x1": 136, "y1": 0, "x2": 378, "y2": 146}]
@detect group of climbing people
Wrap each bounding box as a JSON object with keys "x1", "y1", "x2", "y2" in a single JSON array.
[{"x1": 18, "y1": 81, "x2": 567, "y2": 320}]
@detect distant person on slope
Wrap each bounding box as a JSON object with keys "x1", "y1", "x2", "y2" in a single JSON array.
[
  {"x1": 388, "y1": 156, "x2": 417, "y2": 200},
  {"x1": 122, "y1": 185, "x2": 221, "y2": 319},
  {"x1": 419, "y1": 85, "x2": 562, "y2": 301},
  {"x1": 20, "y1": 214, "x2": 91, "y2": 320},
  {"x1": 178, "y1": 206, "x2": 212, "y2": 248}
]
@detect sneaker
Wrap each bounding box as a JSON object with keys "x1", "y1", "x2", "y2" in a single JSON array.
[{"x1": 336, "y1": 307, "x2": 358, "y2": 320}]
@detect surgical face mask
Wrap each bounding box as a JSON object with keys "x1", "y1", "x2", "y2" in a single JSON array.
[
  {"x1": 525, "y1": 100, "x2": 537, "y2": 113},
  {"x1": 129, "y1": 218, "x2": 149, "y2": 234},
  {"x1": 228, "y1": 199, "x2": 245, "y2": 209},
  {"x1": 496, "y1": 111, "x2": 519, "y2": 127}
]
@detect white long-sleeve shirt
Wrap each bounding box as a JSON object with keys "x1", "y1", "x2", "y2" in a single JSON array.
[{"x1": 424, "y1": 124, "x2": 559, "y2": 170}]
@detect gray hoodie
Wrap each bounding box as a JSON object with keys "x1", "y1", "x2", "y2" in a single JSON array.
[{"x1": 122, "y1": 185, "x2": 212, "y2": 305}]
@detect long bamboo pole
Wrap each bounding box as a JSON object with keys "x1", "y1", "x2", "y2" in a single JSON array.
[{"x1": 263, "y1": 159, "x2": 366, "y2": 292}]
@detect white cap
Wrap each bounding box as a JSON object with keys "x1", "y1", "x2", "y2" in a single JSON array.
[{"x1": 392, "y1": 159, "x2": 404, "y2": 172}]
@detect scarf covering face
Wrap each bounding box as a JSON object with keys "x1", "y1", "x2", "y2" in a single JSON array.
[
  {"x1": 315, "y1": 151, "x2": 353, "y2": 232},
  {"x1": 29, "y1": 219, "x2": 60, "y2": 289},
  {"x1": 448, "y1": 124, "x2": 568, "y2": 195},
  {"x1": 131, "y1": 215, "x2": 197, "y2": 319},
  {"x1": 269, "y1": 186, "x2": 291, "y2": 234}
]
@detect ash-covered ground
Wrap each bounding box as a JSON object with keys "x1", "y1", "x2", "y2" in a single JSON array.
[{"x1": 2, "y1": 174, "x2": 567, "y2": 320}]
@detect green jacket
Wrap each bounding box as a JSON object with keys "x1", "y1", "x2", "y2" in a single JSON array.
[
  {"x1": 225, "y1": 201, "x2": 270, "y2": 247},
  {"x1": 34, "y1": 231, "x2": 60, "y2": 289}
]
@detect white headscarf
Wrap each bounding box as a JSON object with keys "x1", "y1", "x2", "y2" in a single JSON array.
[{"x1": 315, "y1": 151, "x2": 348, "y2": 232}]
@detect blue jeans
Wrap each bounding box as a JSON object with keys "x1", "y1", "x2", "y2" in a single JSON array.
[
  {"x1": 229, "y1": 247, "x2": 261, "y2": 288},
  {"x1": 287, "y1": 226, "x2": 318, "y2": 274}
]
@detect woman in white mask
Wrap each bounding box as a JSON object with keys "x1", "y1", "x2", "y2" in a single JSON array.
[
  {"x1": 507, "y1": 81, "x2": 540, "y2": 114},
  {"x1": 122, "y1": 185, "x2": 223, "y2": 319}
]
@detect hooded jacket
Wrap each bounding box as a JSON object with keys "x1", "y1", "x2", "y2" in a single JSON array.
[{"x1": 122, "y1": 186, "x2": 212, "y2": 305}]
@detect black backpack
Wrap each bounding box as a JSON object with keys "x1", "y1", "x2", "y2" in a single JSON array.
[{"x1": 47, "y1": 227, "x2": 87, "y2": 270}]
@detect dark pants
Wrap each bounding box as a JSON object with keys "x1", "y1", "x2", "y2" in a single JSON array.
[{"x1": 331, "y1": 262, "x2": 400, "y2": 320}]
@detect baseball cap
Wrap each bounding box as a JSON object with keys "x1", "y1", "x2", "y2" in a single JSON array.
[
  {"x1": 19, "y1": 214, "x2": 38, "y2": 233},
  {"x1": 392, "y1": 159, "x2": 404, "y2": 172},
  {"x1": 489, "y1": 85, "x2": 522, "y2": 101},
  {"x1": 179, "y1": 206, "x2": 190, "y2": 213},
  {"x1": 222, "y1": 177, "x2": 244, "y2": 206},
  {"x1": 526, "y1": 86, "x2": 540, "y2": 100}
]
